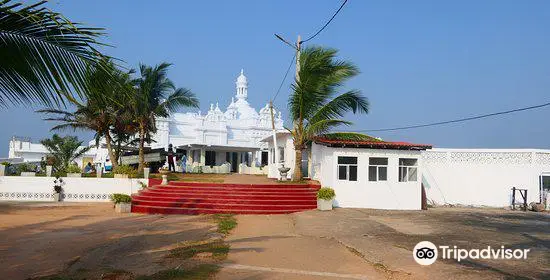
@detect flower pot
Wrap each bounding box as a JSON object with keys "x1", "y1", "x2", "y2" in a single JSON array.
[
  {"x1": 114, "y1": 174, "x2": 129, "y2": 179},
  {"x1": 159, "y1": 169, "x2": 170, "y2": 175},
  {"x1": 67, "y1": 173, "x2": 81, "y2": 178},
  {"x1": 143, "y1": 167, "x2": 150, "y2": 179},
  {"x1": 0, "y1": 165, "x2": 5, "y2": 176},
  {"x1": 278, "y1": 167, "x2": 290, "y2": 181},
  {"x1": 161, "y1": 174, "x2": 168, "y2": 185},
  {"x1": 20, "y1": 172, "x2": 36, "y2": 177},
  {"x1": 317, "y1": 199, "x2": 333, "y2": 211},
  {"x1": 46, "y1": 165, "x2": 53, "y2": 177},
  {"x1": 53, "y1": 193, "x2": 61, "y2": 202},
  {"x1": 115, "y1": 202, "x2": 132, "y2": 213}
]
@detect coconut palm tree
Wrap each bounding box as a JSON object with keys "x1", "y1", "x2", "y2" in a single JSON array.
[
  {"x1": 288, "y1": 46, "x2": 369, "y2": 181},
  {"x1": 40, "y1": 134, "x2": 91, "y2": 172},
  {"x1": 132, "y1": 63, "x2": 199, "y2": 171},
  {"x1": 37, "y1": 62, "x2": 134, "y2": 169},
  {"x1": 0, "y1": 0, "x2": 109, "y2": 107}
]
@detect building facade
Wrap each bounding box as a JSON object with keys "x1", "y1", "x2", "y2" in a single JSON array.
[{"x1": 6, "y1": 70, "x2": 284, "y2": 173}]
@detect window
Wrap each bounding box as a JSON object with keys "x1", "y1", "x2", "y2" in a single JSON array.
[
  {"x1": 279, "y1": 147, "x2": 285, "y2": 162},
  {"x1": 337, "y1": 156, "x2": 358, "y2": 181},
  {"x1": 399, "y1": 158, "x2": 418, "y2": 182},
  {"x1": 368, "y1": 157, "x2": 388, "y2": 181}
]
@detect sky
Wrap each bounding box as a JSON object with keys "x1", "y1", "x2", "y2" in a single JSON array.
[{"x1": 1, "y1": 0, "x2": 549, "y2": 156}]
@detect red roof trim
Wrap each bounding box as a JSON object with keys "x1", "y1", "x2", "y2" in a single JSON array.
[{"x1": 314, "y1": 138, "x2": 432, "y2": 150}]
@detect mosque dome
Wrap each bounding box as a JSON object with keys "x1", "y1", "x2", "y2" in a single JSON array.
[{"x1": 236, "y1": 69, "x2": 247, "y2": 85}]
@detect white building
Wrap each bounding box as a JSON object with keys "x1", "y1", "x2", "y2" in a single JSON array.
[
  {"x1": 147, "y1": 69, "x2": 283, "y2": 173},
  {"x1": 263, "y1": 133, "x2": 432, "y2": 210},
  {"x1": 264, "y1": 134, "x2": 550, "y2": 210},
  {"x1": 6, "y1": 70, "x2": 284, "y2": 173}
]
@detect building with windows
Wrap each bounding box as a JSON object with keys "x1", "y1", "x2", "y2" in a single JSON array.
[
  {"x1": 263, "y1": 133, "x2": 550, "y2": 210},
  {"x1": 7, "y1": 70, "x2": 284, "y2": 174}
]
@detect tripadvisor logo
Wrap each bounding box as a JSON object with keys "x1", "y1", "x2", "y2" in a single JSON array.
[
  {"x1": 413, "y1": 241, "x2": 438, "y2": 265},
  {"x1": 413, "y1": 241, "x2": 530, "y2": 265}
]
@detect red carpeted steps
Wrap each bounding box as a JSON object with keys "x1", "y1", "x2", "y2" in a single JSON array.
[{"x1": 131, "y1": 181, "x2": 319, "y2": 215}]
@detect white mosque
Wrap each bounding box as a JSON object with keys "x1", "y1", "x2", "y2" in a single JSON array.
[
  {"x1": 7, "y1": 70, "x2": 285, "y2": 174},
  {"x1": 149, "y1": 69, "x2": 284, "y2": 173}
]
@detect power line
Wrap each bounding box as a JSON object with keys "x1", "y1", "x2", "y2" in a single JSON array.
[
  {"x1": 348, "y1": 101, "x2": 550, "y2": 132},
  {"x1": 301, "y1": 0, "x2": 349, "y2": 43},
  {"x1": 272, "y1": 53, "x2": 296, "y2": 102}
]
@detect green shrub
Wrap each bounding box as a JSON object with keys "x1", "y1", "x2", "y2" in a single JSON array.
[
  {"x1": 52, "y1": 171, "x2": 67, "y2": 178},
  {"x1": 65, "y1": 164, "x2": 81, "y2": 173},
  {"x1": 1, "y1": 161, "x2": 10, "y2": 166},
  {"x1": 110, "y1": 193, "x2": 132, "y2": 204},
  {"x1": 16, "y1": 163, "x2": 35, "y2": 173},
  {"x1": 317, "y1": 187, "x2": 336, "y2": 200},
  {"x1": 113, "y1": 165, "x2": 137, "y2": 178}
]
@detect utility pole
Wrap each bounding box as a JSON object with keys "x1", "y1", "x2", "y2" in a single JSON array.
[
  {"x1": 269, "y1": 100, "x2": 279, "y2": 175},
  {"x1": 271, "y1": 34, "x2": 303, "y2": 179},
  {"x1": 295, "y1": 35, "x2": 301, "y2": 81}
]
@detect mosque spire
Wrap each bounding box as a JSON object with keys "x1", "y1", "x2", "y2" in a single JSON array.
[{"x1": 236, "y1": 68, "x2": 248, "y2": 100}]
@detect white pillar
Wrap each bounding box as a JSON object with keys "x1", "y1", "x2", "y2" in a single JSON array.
[
  {"x1": 200, "y1": 148, "x2": 205, "y2": 166},
  {"x1": 251, "y1": 152, "x2": 257, "y2": 168}
]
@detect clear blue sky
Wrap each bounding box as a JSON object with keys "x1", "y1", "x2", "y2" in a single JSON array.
[{"x1": 1, "y1": 0, "x2": 549, "y2": 156}]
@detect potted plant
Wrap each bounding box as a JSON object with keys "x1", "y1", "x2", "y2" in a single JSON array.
[
  {"x1": 53, "y1": 177, "x2": 64, "y2": 202},
  {"x1": 278, "y1": 165, "x2": 291, "y2": 181},
  {"x1": 113, "y1": 165, "x2": 136, "y2": 179},
  {"x1": 317, "y1": 187, "x2": 336, "y2": 211},
  {"x1": 159, "y1": 166, "x2": 170, "y2": 185},
  {"x1": 66, "y1": 164, "x2": 82, "y2": 177},
  {"x1": 110, "y1": 193, "x2": 132, "y2": 213},
  {"x1": 45, "y1": 156, "x2": 55, "y2": 177},
  {"x1": 143, "y1": 162, "x2": 150, "y2": 179}
]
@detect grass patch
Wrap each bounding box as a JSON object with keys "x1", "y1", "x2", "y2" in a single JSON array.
[
  {"x1": 213, "y1": 214, "x2": 237, "y2": 235},
  {"x1": 136, "y1": 264, "x2": 219, "y2": 280},
  {"x1": 149, "y1": 173, "x2": 225, "y2": 183},
  {"x1": 169, "y1": 240, "x2": 230, "y2": 261}
]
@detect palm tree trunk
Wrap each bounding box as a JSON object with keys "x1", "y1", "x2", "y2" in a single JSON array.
[
  {"x1": 292, "y1": 148, "x2": 303, "y2": 181},
  {"x1": 138, "y1": 125, "x2": 145, "y2": 172},
  {"x1": 104, "y1": 131, "x2": 118, "y2": 169}
]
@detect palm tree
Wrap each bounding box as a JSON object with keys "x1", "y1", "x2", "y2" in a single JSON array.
[
  {"x1": 40, "y1": 134, "x2": 91, "y2": 172},
  {"x1": 132, "y1": 63, "x2": 199, "y2": 171},
  {"x1": 0, "y1": 0, "x2": 108, "y2": 107},
  {"x1": 37, "y1": 62, "x2": 134, "y2": 169},
  {"x1": 288, "y1": 46, "x2": 369, "y2": 181}
]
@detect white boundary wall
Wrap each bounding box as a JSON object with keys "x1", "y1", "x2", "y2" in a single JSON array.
[
  {"x1": 423, "y1": 148, "x2": 550, "y2": 207},
  {"x1": 0, "y1": 177, "x2": 147, "y2": 202},
  {"x1": 310, "y1": 143, "x2": 423, "y2": 210}
]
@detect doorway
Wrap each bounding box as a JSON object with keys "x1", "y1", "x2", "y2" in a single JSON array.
[{"x1": 231, "y1": 152, "x2": 238, "y2": 172}]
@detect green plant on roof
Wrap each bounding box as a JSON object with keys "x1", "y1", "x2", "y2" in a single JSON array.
[
  {"x1": 110, "y1": 193, "x2": 131, "y2": 204},
  {"x1": 317, "y1": 187, "x2": 336, "y2": 200}
]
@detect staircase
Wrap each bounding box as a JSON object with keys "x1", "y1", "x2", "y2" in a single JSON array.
[{"x1": 131, "y1": 181, "x2": 320, "y2": 215}]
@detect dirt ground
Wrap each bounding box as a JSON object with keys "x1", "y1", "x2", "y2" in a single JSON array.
[
  {"x1": 0, "y1": 202, "x2": 217, "y2": 280},
  {"x1": 1, "y1": 202, "x2": 548, "y2": 280},
  {"x1": 217, "y1": 208, "x2": 549, "y2": 280}
]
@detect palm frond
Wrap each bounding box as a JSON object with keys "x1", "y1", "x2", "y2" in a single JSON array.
[
  {"x1": 304, "y1": 119, "x2": 352, "y2": 140},
  {"x1": 0, "y1": 0, "x2": 110, "y2": 107},
  {"x1": 309, "y1": 90, "x2": 369, "y2": 124}
]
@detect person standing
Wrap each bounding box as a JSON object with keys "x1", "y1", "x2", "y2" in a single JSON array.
[
  {"x1": 180, "y1": 153, "x2": 187, "y2": 174},
  {"x1": 167, "y1": 144, "x2": 175, "y2": 172}
]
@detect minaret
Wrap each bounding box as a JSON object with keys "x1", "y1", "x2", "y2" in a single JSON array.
[{"x1": 235, "y1": 69, "x2": 248, "y2": 100}]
